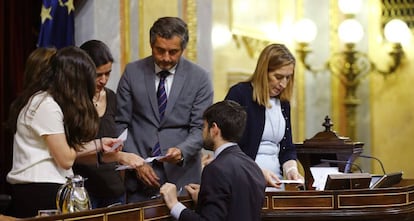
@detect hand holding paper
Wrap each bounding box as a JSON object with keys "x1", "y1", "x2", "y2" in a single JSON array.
[
  {"x1": 109, "y1": 129, "x2": 128, "y2": 152},
  {"x1": 144, "y1": 156, "x2": 167, "y2": 163},
  {"x1": 277, "y1": 179, "x2": 304, "y2": 184}
]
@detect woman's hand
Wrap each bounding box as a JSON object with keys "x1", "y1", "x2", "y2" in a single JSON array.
[
  {"x1": 117, "y1": 152, "x2": 144, "y2": 168},
  {"x1": 262, "y1": 168, "x2": 282, "y2": 188},
  {"x1": 283, "y1": 160, "x2": 304, "y2": 181},
  {"x1": 100, "y1": 137, "x2": 123, "y2": 152}
]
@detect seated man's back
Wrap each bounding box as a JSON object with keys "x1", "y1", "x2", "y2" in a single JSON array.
[{"x1": 192, "y1": 144, "x2": 265, "y2": 221}]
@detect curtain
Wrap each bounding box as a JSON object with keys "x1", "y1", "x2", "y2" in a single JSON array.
[{"x1": 0, "y1": 0, "x2": 41, "y2": 194}]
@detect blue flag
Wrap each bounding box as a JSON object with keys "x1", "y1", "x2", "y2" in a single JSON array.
[{"x1": 37, "y1": 0, "x2": 75, "y2": 49}]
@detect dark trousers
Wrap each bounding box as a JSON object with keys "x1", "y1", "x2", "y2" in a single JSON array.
[
  {"x1": 125, "y1": 161, "x2": 167, "y2": 203},
  {"x1": 8, "y1": 183, "x2": 60, "y2": 218},
  {"x1": 89, "y1": 193, "x2": 125, "y2": 209}
]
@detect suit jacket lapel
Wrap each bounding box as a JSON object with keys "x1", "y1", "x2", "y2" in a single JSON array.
[{"x1": 164, "y1": 58, "x2": 186, "y2": 118}]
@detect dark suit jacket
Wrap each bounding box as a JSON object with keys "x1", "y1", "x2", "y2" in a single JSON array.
[
  {"x1": 179, "y1": 145, "x2": 266, "y2": 221},
  {"x1": 116, "y1": 56, "x2": 213, "y2": 195},
  {"x1": 225, "y1": 82, "x2": 297, "y2": 171}
]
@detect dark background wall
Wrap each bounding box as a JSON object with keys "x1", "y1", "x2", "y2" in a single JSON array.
[{"x1": 0, "y1": 0, "x2": 41, "y2": 195}]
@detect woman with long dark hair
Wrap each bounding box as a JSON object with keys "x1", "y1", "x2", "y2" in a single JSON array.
[{"x1": 6, "y1": 46, "x2": 125, "y2": 218}]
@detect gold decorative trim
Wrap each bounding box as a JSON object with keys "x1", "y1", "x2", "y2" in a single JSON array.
[
  {"x1": 120, "y1": 0, "x2": 131, "y2": 73},
  {"x1": 229, "y1": 0, "x2": 277, "y2": 59},
  {"x1": 270, "y1": 195, "x2": 334, "y2": 210},
  {"x1": 337, "y1": 192, "x2": 408, "y2": 209},
  {"x1": 227, "y1": 71, "x2": 251, "y2": 89},
  {"x1": 138, "y1": 0, "x2": 145, "y2": 58},
  {"x1": 106, "y1": 207, "x2": 141, "y2": 215},
  {"x1": 232, "y1": 34, "x2": 270, "y2": 59},
  {"x1": 262, "y1": 196, "x2": 269, "y2": 209},
  {"x1": 329, "y1": 0, "x2": 343, "y2": 134},
  {"x1": 381, "y1": 0, "x2": 414, "y2": 30},
  {"x1": 65, "y1": 213, "x2": 104, "y2": 221},
  {"x1": 183, "y1": 0, "x2": 197, "y2": 61},
  {"x1": 145, "y1": 215, "x2": 171, "y2": 221},
  {"x1": 294, "y1": 0, "x2": 306, "y2": 142}
]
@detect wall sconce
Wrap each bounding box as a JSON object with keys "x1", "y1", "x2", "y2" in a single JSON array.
[{"x1": 294, "y1": 0, "x2": 411, "y2": 139}]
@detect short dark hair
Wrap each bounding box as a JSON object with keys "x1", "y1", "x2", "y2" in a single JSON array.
[
  {"x1": 80, "y1": 40, "x2": 114, "y2": 67},
  {"x1": 149, "y1": 17, "x2": 189, "y2": 50},
  {"x1": 203, "y1": 100, "x2": 247, "y2": 142}
]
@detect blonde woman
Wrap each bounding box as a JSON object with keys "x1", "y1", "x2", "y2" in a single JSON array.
[{"x1": 225, "y1": 44, "x2": 303, "y2": 187}]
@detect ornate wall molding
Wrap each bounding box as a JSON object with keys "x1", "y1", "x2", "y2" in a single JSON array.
[
  {"x1": 381, "y1": 0, "x2": 414, "y2": 30},
  {"x1": 184, "y1": 0, "x2": 197, "y2": 61},
  {"x1": 232, "y1": 34, "x2": 270, "y2": 59}
]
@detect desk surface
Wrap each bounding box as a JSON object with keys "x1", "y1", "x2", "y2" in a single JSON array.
[{"x1": 22, "y1": 179, "x2": 414, "y2": 221}]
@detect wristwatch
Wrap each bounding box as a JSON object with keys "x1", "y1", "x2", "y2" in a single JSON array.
[{"x1": 177, "y1": 155, "x2": 184, "y2": 166}]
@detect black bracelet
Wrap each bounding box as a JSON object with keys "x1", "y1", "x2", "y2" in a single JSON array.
[
  {"x1": 94, "y1": 139, "x2": 100, "y2": 167},
  {"x1": 97, "y1": 138, "x2": 104, "y2": 164},
  {"x1": 94, "y1": 139, "x2": 104, "y2": 166}
]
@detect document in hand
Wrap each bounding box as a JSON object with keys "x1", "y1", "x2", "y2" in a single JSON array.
[
  {"x1": 144, "y1": 156, "x2": 167, "y2": 163},
  {"x1": 109, "y1": 128, "x2": 128, "y2": 152}
]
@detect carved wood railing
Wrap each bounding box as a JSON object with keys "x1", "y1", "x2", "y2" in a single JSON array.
[{"x1": 22, "y1": 179, "x2": 414, "y2": 221}]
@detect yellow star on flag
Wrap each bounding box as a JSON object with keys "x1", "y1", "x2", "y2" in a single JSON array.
[
  {"x1": 40, "y1": 4, "x2": 52, "y2": 24},
  {"x1": 65, "y1": 0, "x2": 75, "y2": 15}
]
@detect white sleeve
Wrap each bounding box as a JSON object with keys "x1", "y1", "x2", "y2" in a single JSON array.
[{"x1": 31, "y1": 97, "x2": 65, "y2": 136}]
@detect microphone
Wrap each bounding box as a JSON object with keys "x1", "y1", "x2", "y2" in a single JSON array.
[
  {"x1": 320, "y1": 159, "x2": 363, "y2": 173},
  {"x1": 359, "y1": 154, "x2": 386, "y2": 174}
]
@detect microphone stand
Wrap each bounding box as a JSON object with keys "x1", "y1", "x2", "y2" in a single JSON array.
[{"x1": 359, "y1": 154, "x2": 386, "y2": 174}]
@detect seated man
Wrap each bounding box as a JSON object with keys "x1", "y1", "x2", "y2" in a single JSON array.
[{"x1": 160, "y1": 100, "x2": 266, "y2": 221}]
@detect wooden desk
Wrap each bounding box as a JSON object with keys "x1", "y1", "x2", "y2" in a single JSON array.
[
  {"x1": 22, "y1": 197, "x2": 194, "y2": 221},
  {"x1": 22, "y1": 179, "x2": 414, "y2": 221},
  {"x1": 262, "y1": 179, "x2": 414, "y2": 221}
]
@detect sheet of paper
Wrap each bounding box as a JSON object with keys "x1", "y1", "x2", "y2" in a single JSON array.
[
  {"x1": 265, "y1": 187, "x2": 285, "y2": 192},
  {"x1": 270, "y1": 179, "x2": 304, "y2": 184},
  {"x1": 109, "y1": 128, "x2": 128, "y2": 152},
  {"x1": 278, "y1": 179, "x2": 304, "y2": 184},
  {"x1": 310, "y1": 167, "x2": 341, "y2": 191},
  {"x1": 144, "y1": 156, "x2": 166, "y2": 163},
  {"x1": 115, "y1": 165, "x2": 133, "y2": 171}
]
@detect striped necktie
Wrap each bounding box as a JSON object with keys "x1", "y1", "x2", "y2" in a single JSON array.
[
  {"x1": 157, "y1": 70, "x2": 169, "y2": 120},
  {"x1": 153, "y1": 70, "x2": 170, "y2": 156}
]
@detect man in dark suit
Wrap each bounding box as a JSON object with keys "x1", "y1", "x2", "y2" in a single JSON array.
[
  {"x1": 116, "y1": 17, "x2": 214, "y2": 202},
  {"x1": 160, "y1": 100, "x2": 266, "y2": 221}
]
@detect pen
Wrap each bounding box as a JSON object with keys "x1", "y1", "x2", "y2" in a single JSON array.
[{"x1": 151, "y1": 186, "x2": 183, "y2": 199}]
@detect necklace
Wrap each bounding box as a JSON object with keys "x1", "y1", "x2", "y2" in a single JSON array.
[{"x1": 93, "y1": 90, "x2": 102, "y2": 107}]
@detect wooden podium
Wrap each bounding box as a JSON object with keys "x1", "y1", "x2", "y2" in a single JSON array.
[
  {"x1": 295, "y1": 116, "x2": 364, "y2": 190},
  {"x1": 262, "y1": 179, "x2": 414, "y2": 221},
  {"x1": 22, "y1": 179, "x2": 414, "y2": 221}
]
